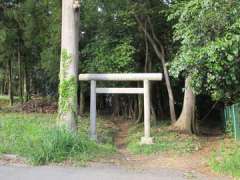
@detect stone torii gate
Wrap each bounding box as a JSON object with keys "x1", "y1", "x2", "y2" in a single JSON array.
[{"x1": 79, "y1": 73, "x2": 163, "y2": 145}]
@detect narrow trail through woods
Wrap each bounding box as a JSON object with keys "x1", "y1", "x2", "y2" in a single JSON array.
[
  {"x1": 101, "y1": 119, "x2": 150, "y2": 167},
  {"x1": 113, "y1": 120, "x2": 134, "y2": 162},
  {"x1": 114, "y1": 120, "x2": 129, "y2": 150}
]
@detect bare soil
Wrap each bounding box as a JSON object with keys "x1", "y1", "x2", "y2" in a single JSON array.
[{"x1": 0, "y1": 154, "x2": 27, "y2": 167}]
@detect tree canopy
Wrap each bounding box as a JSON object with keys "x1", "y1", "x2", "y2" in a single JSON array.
[
  {"x1": 170, "y1": 0, "x2": 240, "y2": 103},
  {"x1": 0, "y1": 0, "x2": 240, "y2": 132}
]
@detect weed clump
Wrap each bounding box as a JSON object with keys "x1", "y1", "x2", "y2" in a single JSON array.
[{"x1": 209, "y1": 141, "x2": 240, "y2": 178}]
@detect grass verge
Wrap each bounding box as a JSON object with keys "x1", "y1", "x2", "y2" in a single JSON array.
[
  {"x1": 0, "y1": 113, "x2": 116, "y2": 165},
  {"x1": 127, "y1": 122, "x2": 201, "y2": 155},
  {"x1": 209, "y1": 140, "x2": 240, "y2": 178}
]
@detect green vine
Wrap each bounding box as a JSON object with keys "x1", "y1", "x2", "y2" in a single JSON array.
[
  {"x1": 58, "y1": 76, "x2": 78, "y2": 114},
  {"x1": 59, "y1": 49, "x2": 73, "y2": 80},
  {"x1": 58, "y1": 49, "x2": 78, "y2": 115}
]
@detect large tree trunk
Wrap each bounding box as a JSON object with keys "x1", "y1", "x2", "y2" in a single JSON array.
[
  {"x1": 174, "y1": 77, "x2": 196, "y2": 134},
  {"x1": 8, "y1": 59, "x2": 13, "y2": 106},
  {"x1": 58, "y1": 0, "x2": 80, "y2": 131}
]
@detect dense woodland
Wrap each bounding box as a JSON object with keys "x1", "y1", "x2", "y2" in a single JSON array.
[{"x1": 1, "y1": 0, "x2": 240, "y2": 134}]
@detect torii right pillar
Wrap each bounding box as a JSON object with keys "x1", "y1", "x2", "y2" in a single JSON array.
[{"x1": 141, "y1": 80, "x2": 154, "y2": 145}]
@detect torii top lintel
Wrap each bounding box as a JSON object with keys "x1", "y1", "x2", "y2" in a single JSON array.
[{"x1": 79, "y1": 73, "x2": 163, "y2": 81}]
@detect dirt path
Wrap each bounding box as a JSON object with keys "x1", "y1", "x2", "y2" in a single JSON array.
[
  {"x1": 114, "y1": 120, "x2": 131, "y2": 156},
  {"x1": 99, "y1": 120, "x2": 135, "y2": 165}
]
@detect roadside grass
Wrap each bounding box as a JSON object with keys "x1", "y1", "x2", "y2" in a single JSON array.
[
  {"x1": 127, "y1": 122, "x2": 201, "y2": 155},
  {"x1": 209, "y1": 140, "x2": 240, "y2": 178},
  {"x1": 0, "y1": 113, "x2": 116, "y2": 165}
]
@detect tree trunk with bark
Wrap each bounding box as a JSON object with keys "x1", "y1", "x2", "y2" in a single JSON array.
[
  {"x1": 133, "y1": 96, "x2": 138, "y2": 120},
  {"x1": 23, "y1": 61, "x2": 29, "y2": 102},
  {"x1": 4, "y1": 77, "x2": 8, "y2": 94},
  {"x1": 136, "y1": 81, "x2": 144, "y2": 123},
  {"x1": 174, "y1": 77, "x2": 196, "y2": 134},
  {"x1": 112, "y1": 95, "x2": 120, "y2": 119},
  {"x1": 18, "y1": 43, "x2": 23, "y2": 104},
  {"x1": 1, "y1": 75, "x2": 5, "y2": 95},
  {"x1": 58, "y1": 0, "x2": 80, "y2": 131},
  {"x1": 8, "y1": 59, "x2": 13, "y2": 106},
  {"x1": 79, "y1": 83, "x2": 85, "y2": 116}
]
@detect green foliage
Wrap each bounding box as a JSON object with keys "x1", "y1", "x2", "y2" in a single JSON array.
[
  {"x1": 127, "y1": 122, "x2": 201, "y2": 155},
  {"x1": 0, "y1": 28, "x2": 6, "y2": 43},
  {"x1": 0, "y1": 0, "x2": 173, "y2": 99},
  {"x1": 80, "y1": 0, "x2": 157, "y2": 75},
  {"x1": 81, "y1": 37, "x2": 135, "y2": 73},
  {"x1": 209, "y1": 141, "x2": 240, "y2": 178},
  {"x1": 0, "y1": 0, "x2": 61, "y2": 96},
  {"x1": 0, "y1": 113, "x2": 115, "y2": 165},
  {"x1": 39, "y1": 1, "x2": 61, "y2": 94},
  {"x1": 169, "y1": 0, "x2": 240, "y2": 102}
]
